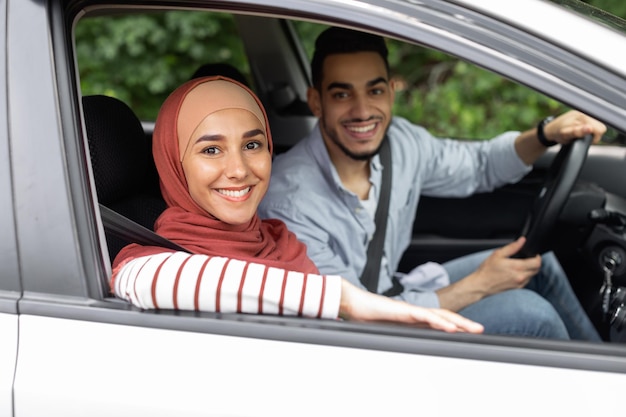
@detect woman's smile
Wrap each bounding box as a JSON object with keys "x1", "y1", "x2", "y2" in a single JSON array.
[{"x1": 215, "y1": 186, "x2": 253, "y2": 200}]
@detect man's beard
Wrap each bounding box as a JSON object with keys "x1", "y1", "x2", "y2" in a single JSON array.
[{"x1": 321, "y1": 118, "x2": 385, "y2": 161}]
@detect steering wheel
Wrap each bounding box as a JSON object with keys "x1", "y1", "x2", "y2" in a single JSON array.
[{"x1": 513, "y1": 134, "x2": 593, "y2": 258}]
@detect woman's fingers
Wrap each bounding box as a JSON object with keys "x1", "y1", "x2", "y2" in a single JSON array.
[
  {"x1": 339, "y1": 278, "x2": 483, "y2": 333},
  {"x1": 426, "y1": 308, "x2": 484, "y2": 333}
]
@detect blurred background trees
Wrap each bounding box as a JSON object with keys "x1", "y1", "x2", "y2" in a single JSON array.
[
  {"x1": 76, "y1": 11, "x2": 248, "y2": 119},
  {"x1": 76, "y1": 0, "x2": 625, "y2": 139}
]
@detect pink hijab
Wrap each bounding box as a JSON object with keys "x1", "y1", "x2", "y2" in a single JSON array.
[{"x1": 112, "y1": 76, "x2": 318, "y2": 275}]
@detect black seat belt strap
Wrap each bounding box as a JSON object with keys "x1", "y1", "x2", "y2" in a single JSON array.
[
  {"x1": 360, "y1": 138, "x2": 401, "y2": 295},
  {"x1": 99, "y1": 203, "x2": 189, "y2": 253}
]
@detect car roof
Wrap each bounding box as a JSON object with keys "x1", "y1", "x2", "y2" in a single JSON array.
[{"x1": 453, "y1": 0, "x2": 626, "y2": 77}]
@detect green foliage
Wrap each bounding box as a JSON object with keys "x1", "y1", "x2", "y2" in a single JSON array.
[
  {"x1": 76, "y1": 11, "x2": 249, "y2": 120},
  {"x1": 76, "y1": 1, "x2": 625, "y2": 138},
  {"x1": 579, "y1": 0, "x2": 626, "y2": 22},
  {"x1": 392, "y1": 58, "x2": 566, "y2": 139}
]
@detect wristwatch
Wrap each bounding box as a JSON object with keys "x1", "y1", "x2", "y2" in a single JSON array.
[{"x1": 537, "y1": 116, "x2": 557, "y2": 147}]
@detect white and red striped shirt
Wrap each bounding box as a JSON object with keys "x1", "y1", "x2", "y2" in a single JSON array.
[{"x1": 112, "y1": 251, "x2": 342, "y2": 319}]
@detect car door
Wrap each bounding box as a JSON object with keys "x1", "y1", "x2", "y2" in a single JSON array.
[{"x1": 8, "y1": 1, "x2": 626, "y2": 416}]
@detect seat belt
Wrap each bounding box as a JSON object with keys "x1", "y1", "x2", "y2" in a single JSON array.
[
  {"x1": 359, "y1": 138, "x2": 402, "y2": 296},
  {"x1": 99, "y1": 203, "x2": 188, "y2": 252}
]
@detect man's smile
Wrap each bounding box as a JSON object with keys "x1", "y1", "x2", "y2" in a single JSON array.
[{"x1": 346, "y1": 122, "x2": 377, "y2": 134}]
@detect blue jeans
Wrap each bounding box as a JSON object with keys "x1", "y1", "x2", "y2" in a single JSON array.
[{"x1": 443, "y1": 250, "x2": 601, "y2": 341}]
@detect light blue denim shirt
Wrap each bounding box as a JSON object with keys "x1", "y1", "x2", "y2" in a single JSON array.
[{"x1": 258, "y1": 117, "x2": 531, "y2": 307}]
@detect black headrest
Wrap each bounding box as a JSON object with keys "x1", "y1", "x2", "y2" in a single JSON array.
[
  {"x1": 82, "y1": 95, "x2": 149, "y2": 205},
  {"x1": 190, "y1": 62, "x2": 250, "y2": 87}
]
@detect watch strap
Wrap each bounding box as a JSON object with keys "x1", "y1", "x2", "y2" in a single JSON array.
[{"x1": 537, "y1": 116, "x2": 557, "y2": 147}]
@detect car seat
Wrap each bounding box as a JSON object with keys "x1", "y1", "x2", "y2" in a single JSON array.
[{"x1": 82, "y1": 95, "x2": 167, "y2": 261}]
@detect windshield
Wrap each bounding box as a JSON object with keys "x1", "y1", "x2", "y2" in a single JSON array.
[{"x1": 550, "y1": 0, "x2": 626, "y2": 33}]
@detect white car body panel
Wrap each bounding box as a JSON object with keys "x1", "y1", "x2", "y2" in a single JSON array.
[
  {"x1": 0, "y1": 313, "x2": 17, "y2": 417},
  {"x1": 13, "y1": 315, "x2": 626, "y2": 417}
]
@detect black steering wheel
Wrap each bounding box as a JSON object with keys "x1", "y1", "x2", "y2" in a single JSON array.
[{"x1": 513, "y1": 134, "x2": 593, "y2": 258}]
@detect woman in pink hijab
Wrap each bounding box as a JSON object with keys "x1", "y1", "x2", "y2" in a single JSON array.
[{"x1": 111, "y1": 76, "x2": 482, "y2": 333}]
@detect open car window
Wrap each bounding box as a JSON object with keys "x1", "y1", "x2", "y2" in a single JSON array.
[{"x1": 73, "y1": 6, "x2": 626, "y2": 348}]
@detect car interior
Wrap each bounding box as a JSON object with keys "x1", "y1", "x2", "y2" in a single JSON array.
[
  {"x1": 75, "y1": 8, "x2": 626, "y2": 343},
  {"x1": 82, "y1": 94, "x2": 167, "y2": 260}
]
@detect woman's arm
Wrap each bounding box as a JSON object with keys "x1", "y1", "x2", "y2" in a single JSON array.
[
  {"x1": 112, "y1": 251, "x2": 483, "y2": 333},
  {"x1": 112, "y1": 251, "x2": 341, "y2": 318}
]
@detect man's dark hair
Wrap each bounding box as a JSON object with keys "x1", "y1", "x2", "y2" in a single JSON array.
[{"x1": 311, "y1": 27, "x2": 389, "y2": 89}]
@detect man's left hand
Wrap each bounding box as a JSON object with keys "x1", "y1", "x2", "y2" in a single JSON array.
[{"x1": 544, "y1": 110, "x2": 606, "y2": 145}]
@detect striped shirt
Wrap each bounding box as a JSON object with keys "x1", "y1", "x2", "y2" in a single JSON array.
[{"x1": 112, "y1": 251, "x2": 342, "y2": 319}]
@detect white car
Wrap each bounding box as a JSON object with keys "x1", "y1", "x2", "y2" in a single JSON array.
[{"x1": 2, "y1": 0, "x2": 626, "y2": 416}]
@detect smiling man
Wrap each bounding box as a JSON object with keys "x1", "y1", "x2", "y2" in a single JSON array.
[{"x1": 258, "y1": 27, "x2": 605, "y2": 340}]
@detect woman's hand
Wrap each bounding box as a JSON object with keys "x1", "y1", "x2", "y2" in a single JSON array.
[{"x1": 338, "y1": 279, "x2": 484, "y2": 334}]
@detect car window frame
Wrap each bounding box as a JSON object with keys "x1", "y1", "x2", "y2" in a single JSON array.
[
  {"x1": 14, "y1": 0, "x2": 626, "y2": 375},
  {"x1": 8, "y1": 0, "x2": 107, "y2": 303},
  {"x1": 0, "y1": 0, "x2": 20, "y2": 316}
]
